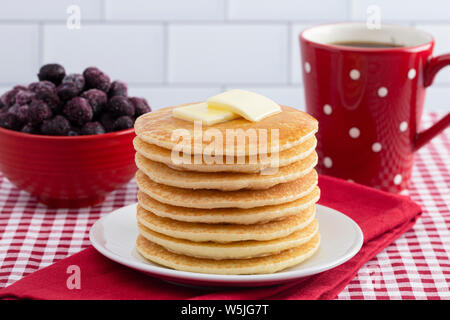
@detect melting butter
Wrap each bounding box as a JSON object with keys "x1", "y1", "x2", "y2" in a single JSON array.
[
  {"x1": 207, "y1": 89, "x2": 281, "y2": 122},
  {"x1": 172, "y1": 102, "x2": 239, "y2": 125}
]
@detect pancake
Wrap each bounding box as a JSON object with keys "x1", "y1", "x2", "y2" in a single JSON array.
[
  {"x1": 137, "y1": 186, "x2": 320, "y2": 224},
  {"x1": 135, "y1": 151, "x2": 318, "y2": 191},
  {"x1": 136, "y1": 232, "x2": 320, "y2": 274},
  {"x1": 134, "y1": 105, "x2": 318, "y2": 156},
  {"x1": 136, "y1": 204, "x2": 316, "y2": 242},
  {"x1": 138, "y1": 218, "x2": 319, "y2": 259},
  {"x1": 136, "y1": 169, "x2": 318, "y2": 209},
  {"x1": 133, "y1": 135, "x2": 317, "y2": 173}
]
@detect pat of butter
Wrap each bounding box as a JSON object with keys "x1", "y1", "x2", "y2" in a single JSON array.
[
  {"x1": 206, "y1": 89, "x2": 281, "y2": 122},
  {"x1": 172, "y1": 102, "x2": 239, "y2": 125}
]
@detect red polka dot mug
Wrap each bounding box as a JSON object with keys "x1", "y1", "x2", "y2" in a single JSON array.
[{"x1": 300, "y1": 23, "x2": 450, "y2": 193}]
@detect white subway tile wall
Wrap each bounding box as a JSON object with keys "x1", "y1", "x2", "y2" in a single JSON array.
[
  {"x1": 43, "y1": 24, "x2": 165, "y2": 84},
  {"x1": 350, "y1": 0, "x2": 450, "y2": 21},
  {"x1": 128, "y1": 87, "x2": 222, "y2": 110},
  {"x1": 168, "y1": 24, "x2": 288, "y2": 84},
  {"x1": 0, "y1": 25, "x2": 40, "y2": 83},
  {"x1": 228, "y1": 0, "x2": 348, "y2": 21},
  {"x1": 0, "y1": 0, "x2": 449, "y2": 111},
  {"x1": 0, "y1": 0, "x2": 103, "y2": 21},
  {"x1": 105, "y1": 0, "x2": 225, "y2": 21}
]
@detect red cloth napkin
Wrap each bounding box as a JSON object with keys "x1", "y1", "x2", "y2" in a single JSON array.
[{"x1": 0, "y1": 175, "x2": 421, "y2": 300}]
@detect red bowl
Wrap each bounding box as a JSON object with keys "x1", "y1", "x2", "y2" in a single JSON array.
[{"x1": 0, "y1": 127, "x2": 137, "y2": 208}]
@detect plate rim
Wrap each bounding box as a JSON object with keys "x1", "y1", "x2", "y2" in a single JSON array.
[{"x1": 89, "y1": 203, "x2": 363, "y2": 284}]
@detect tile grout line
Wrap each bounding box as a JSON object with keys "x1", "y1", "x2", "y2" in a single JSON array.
[
  {"x1": 223, "y1": 0, "x2": 229, "y2": 21},
  {"x1": 38, "y1": 22, "x2": 44, "y2": 66},
  {"x1": 287, "y1": 22, "x2": 292, "y2": 85},
  {"x1": 163, "y1": 22, "x2": 169, "y2": 84},
  {"x1": 100, "y1": 0, "x2": 107, "y2": 21},
  {"x1": 347, "y1": 0, "x2": 354, "y2": 21},
  {"x1": 2, "y1": 19, "x2": 450, "y2": 25}
]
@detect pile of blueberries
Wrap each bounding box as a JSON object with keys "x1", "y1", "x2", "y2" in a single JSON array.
[{"x1": 0, "y1": 64, "x2": 151, "y2": 136}]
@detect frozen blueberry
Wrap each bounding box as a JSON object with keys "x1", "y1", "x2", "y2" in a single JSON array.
[
  {"x1": 39, "y1": 94, "x2": 61, "y2": 114},
  {"x1": 28, "y1": 81, "x2": 61, "y2": 113},
  {"x1": 0, "y1": 112, "x2": 22, "y2": 131},
  {"x1": 107, "y1": 96, "x2": 134, "y2": 117},
  {"x1": 40, "y1": 115, "x2": 71, "y2": 136},
  {"x1": 0, "y1": 100, "x2": 7, "y2": 114},
  {"x1": 83, "y1": 67, "x2": 110, "y2": 93},
  {"x1": 14, "y1": 85, "x2": 27, "y2": 91},
  {"x1": 57, "y1": 83, "x2": 80, "y2": 101},
  {"x1": 21, "y1": 123, "x2": 39, "y2": 134},
  {"x1": 113, "y1": 116, "x2": 134, "y2": 131},
  {"x1": 44, "y1": 95, "x2": 62, "y2": 114},
  {"x1": 9, "y1": 104, "x2": 29, "y2": 124},
  {"x1": 108, "y1": 80, "x2": 128, "y2": 98},
  {"x1": 15, "y1": 90, "x2": 35, "y2": 106},
  {"x1": 29, "y1": 99, "x2": 52, "y2": 125},
  {"x1": 130, "y1": 97, "x2": 151, "y2": 117},
  {"x1": 28, "y1": 80, "x2": 56, "y2": 93},
  {"x1": 67, "y1": 130, "x2": 79, "y2": 136},
  {"x1": 99, "y1": 112, "x2": 116, "y2": 132},
  {"x1": 62, "y1": 74, "x2": 85, "y2": 92},
  {"x1": 37, "y1": 64, "x2": 66, "y2": 85},
  {"x1": 0, "y1": 90, "x2": 13, "y2": 107},
  {"x1": 81, "y1": 121, "x2": 105, "y2": 135},
  {"x1": 63, "y1": 97, "x2": 93, "y2": 126},
  {"x1": 81, "y1": 89, "x2": 107, "y2": 116},
  {"x1": 0, "y1": 104, "x2": 7, "y2": 114},
  {"x1": 67, "y1": 125, "x2": 81, "y2": 136},
  {"x1": 1, "y1": 86, "x2": 25, "y2": 107}
]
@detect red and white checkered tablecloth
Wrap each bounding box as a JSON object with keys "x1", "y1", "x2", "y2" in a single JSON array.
[{"x1": 0, "y1": 113, "x2": 448, "y2": 299}]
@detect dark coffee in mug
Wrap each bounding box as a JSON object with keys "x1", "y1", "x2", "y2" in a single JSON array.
[{"x1": 330, "y1": 41, "x2": 403, "y2": 48}]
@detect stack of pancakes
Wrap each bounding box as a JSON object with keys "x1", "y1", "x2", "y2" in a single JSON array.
[{"x1": 133, "y1": 105, "x2": 320, "y2": 274}]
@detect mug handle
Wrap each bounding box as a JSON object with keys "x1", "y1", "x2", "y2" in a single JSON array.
[{"x1": 414, "y1": 54, "x2": 450, "y2": 151}]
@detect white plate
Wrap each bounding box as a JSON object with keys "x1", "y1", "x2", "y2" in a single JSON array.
[{"x1": 90, "y1": 203, "x2": 363, "y2": 287}]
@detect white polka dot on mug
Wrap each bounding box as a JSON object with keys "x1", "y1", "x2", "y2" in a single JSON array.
[
  {"x1": 304, "y1": 62, "x2": 311, "y2": 73},
  {"x1": 323, "y1": 157, "x2": 333, "y2": 168}
]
